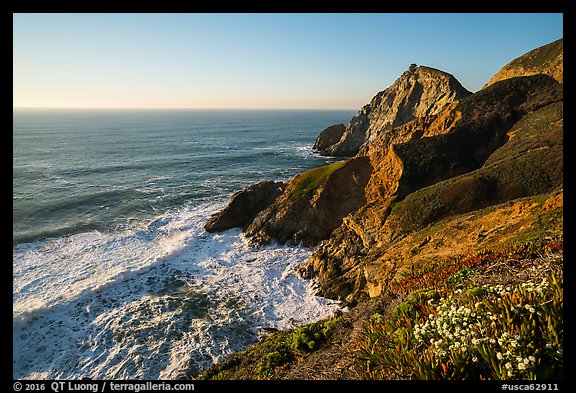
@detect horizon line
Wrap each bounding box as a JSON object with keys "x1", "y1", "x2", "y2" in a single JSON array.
[{"x1": 13, "y1": 106, "x2": 359, "y2": 111}]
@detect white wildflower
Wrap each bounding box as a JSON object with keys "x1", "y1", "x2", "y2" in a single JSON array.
[
  {"x1": 518, "y1": 362, "x2": 526, "y2": 370},
  {"x1": 496, "y1": 352, "x2": 503, "y2": 360}
]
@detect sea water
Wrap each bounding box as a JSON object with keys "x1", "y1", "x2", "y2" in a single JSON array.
[{"x1": 13, "y1": 108, "x2": 354, "y2": 379}]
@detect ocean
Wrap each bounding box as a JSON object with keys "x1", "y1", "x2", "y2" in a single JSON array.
[{"x1": 12, "y1": 108, "x2": 354, "y2": 379}]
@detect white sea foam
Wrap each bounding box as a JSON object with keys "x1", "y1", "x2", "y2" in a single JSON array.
[{"x1": 13, "y1": 202, "x2": 341, "y2": 380}]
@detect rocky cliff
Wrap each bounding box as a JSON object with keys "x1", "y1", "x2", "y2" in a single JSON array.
[
  {"x1": 205, "y1": 39, "x2": 563, "y2": 303},
  {"x1": 299, "y1": 74, "x2": 562, "y2": 300},
  {"x1": 316, "y1": 65, "x2": 472, "y2": 157},
  {"x1": 245, "y1": 157, "x2": 372, "y2": 247},
  {"x1": 483, "y1": 38, "x2": 563, "y2": 88},
  {"x1": 198, "y1": 38, "x2": 564, "y2": 381}
]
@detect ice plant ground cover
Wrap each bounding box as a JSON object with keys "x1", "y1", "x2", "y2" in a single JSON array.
[{"x1": 355, "y1": 238, "x2": 563, "y2": 380}]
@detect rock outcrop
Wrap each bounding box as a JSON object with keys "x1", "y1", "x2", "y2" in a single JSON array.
[
  {"x1": 205, "y1": 38, "x2": 563, "y2": 305},
  {"x1": 317, "y1": 65, "x2": 472, "y2": 156},
  {"x1": 204, "y1": 181, "x2": 286, "y2": 232},
  {"x1": 483, "y1": 38, "x2": 563, "y2": 88},
  {"x1": 245, "y1": 157, "x2": 372, "y2": 247},
  {"x1": 199, "y1": 38, "x2": 564, "y2": 381},
  {"x1": 299, "y1": 74, "x2": 562, "y2": 301},
  {"x1": 312, "y1": 124, "x2": 346, "y2": 152}
]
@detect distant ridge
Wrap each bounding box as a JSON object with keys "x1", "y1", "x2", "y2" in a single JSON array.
[{"x1": 483, "y1": 38, "x2": 563, "y2": 88}]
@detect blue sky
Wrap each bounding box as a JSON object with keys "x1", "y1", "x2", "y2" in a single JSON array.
[{"x1": 13, "y1": 13, "x2": 563, "y2": 109}]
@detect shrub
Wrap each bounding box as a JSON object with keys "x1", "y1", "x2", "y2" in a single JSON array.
[
  {"x1": 288, "y1": 320, "x2": 337, "y2": 353},
  {"x1": 257, "y1": 347, "x2": 291, "y2": 377},
  {"x1": 356, "y1": 274, "x2": 563, "y2": 380}
]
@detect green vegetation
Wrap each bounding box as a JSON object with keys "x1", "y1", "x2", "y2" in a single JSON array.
[
  {"x1": 355, "y1": 239, "x2": 563, "y2": 380},
  {"x1": 391, "y1": 238, "x2": 562, "y2": 296},
  {"x1": 257, "y1": 347, "x2": 292, "y2": 377},
  {"x1": 199, "y1": 318, "x2": 340, "y2": 379},
  {"x1": 484, "y1": 101, "x2": 562, "y2": 168},
  {"x1": 391, "y1": 100, "x2": 562, "y2": 235},
  {"x1": 505, "y1": 38, "x2": 562, "y2": 72},
  {"x1": 289, "y1": 160, "x2": 347, "y2": 201},
  {"x1": 289, "y1": 319, "x2": 337, "y2": 352},
  {"x1": 391, "y1": 165, "x2": 561, "y2": 236},
  {"x1": 513, "y1": 206, "x2": 563, "y2": 245}
]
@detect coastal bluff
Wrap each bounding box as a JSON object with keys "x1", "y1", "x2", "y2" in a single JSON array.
[
  {"x1": 199, "y1": 37, "x2": 563, "y2": 380},
  {"x1": 204, "y1": 42, "x2": 563, "y2": 302}
]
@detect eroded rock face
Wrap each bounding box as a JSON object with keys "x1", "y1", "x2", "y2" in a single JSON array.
[
  {"x1": 245, "y1": 157, "x2": 372, "y2": 247},
  {"x1": 299, "y1": 75, "x2": 562, "y2": 301},
  {"x1": 204, "y1": 42, "x2": 563, "y2": 307},
  {"x1": 204, "y1": 181, "x2": 286, "y2": 232},
  {"x1": 483, "y1": 38, "x2": 563, "y2": 88},
  {"x1": 319, "y1": 65, "x2": 472, "y2": 156},
  {"x1": 313, "y1": 124, "x2": 346, "y2": 152}
]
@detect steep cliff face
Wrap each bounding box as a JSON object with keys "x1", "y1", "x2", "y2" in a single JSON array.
[
  {"x1": 483, "y1": 38, "x2": 563, "y2": 88},
  {"x1": 318, "y1": 65, "x2": 472, "y2": 156},
  {"x1": 299, "y1": 75, "x2": 562, "y2": 301},
  {"x1": 204, "y1": 40, "x2": 563, "y2": 305},
  {"x1": 199, "y1": 39, "x2": 564, "y2": 381}
]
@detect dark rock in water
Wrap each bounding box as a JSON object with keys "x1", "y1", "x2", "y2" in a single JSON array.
[
  {"x1": 312, "y1": 123, "x2": 346, "y2": 152},
  {"x1": 204, "y1": 181, "x2": 286, "y2": 232}
]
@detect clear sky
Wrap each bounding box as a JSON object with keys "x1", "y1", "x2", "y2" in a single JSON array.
[{"x1": 13, "y1": 13, "x2": 563, "y2": 109}]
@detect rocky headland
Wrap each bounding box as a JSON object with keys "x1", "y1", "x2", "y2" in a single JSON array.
[
  {"x1": 314, "y1": 64, "x2": 472, "y2": 157},
  {"x1": 199, "y1": 38, "x2": 564, "y2": 380}
]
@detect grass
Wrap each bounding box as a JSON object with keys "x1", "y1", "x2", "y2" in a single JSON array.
[
  {"x1": 389, "y1": 100, "x2": 562, "y2": 236},
  {"x1": 199, "y1": 318, "x2": 340, "y2": 379},
  {"x1": 390, "y1": 238, "x2": 562, "y2": 296},
  {"x1": 354, "y1": 238, "x2": 563, "y2": 380},
  {"x1": 289, "y1": 160, "x2": 347, "y2": 201},
  {"x1": 513, "y1": 206, "x2": 563, "y2": 245},
  {"x1": 505, "y1": 38, "x2": 562, "y2": 71}
]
